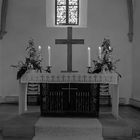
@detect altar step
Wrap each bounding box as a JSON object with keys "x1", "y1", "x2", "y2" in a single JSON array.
[
  {"x1": 33, "y1": 134, "x2": 103, "y2": 140},
  {"x1": 33, "y1": 118, "x2": 103, "y2": 140}
]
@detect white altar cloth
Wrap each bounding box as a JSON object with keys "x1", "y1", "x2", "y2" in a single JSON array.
[
  {"x1": 21, "y1": 72, "x2": 118, "y2": 84},
  {"x1": 18, "y1": 72, "x2": 119, "y2": 118}
]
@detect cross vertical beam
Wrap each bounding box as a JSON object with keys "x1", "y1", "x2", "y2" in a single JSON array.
[
  {"x1": 55, "y1": 27, "x2": 84, "y2": 73},
  {"x1": 67, "y1": 27, "x2": 72, "y2": 72}
]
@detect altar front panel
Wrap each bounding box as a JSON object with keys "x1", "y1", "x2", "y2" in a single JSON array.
[{"x1": 40, "y1": 83, "x2": 99, "y2": 117}]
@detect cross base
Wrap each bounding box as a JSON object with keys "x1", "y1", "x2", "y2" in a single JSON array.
[{"x1": 61, "y1": 70, "x2": 78, "y2": 73}]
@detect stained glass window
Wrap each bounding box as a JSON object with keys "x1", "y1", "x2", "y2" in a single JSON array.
[{"x1": 55, "y1": 0, "x2": 79, "y2": 25}]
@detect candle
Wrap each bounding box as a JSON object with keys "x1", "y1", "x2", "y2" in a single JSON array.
[
  {"x1": 99, "y1": 46, "x2": 102, "y2": 59},
  {"x1": 38, "y1": 46, "x2": 42, "y2": 60},
  {"x1": 109, "y1": 46, "x2": 111, "y2": 51},
  {"x1": 38, "y1": 45, "x2": 41, "y2": 51},
  {"x1": 88, "y1": 47, "x2": 91, "y2": 67},
  {"x1": 48, "y1": 46, "x2": 51, "y2": 66}
]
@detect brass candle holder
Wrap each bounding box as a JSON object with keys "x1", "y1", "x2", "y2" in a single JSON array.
[
  {"x1": 45, "y1": 66, "x2": 52, "y2": 73},
  {"x1": 87, "y1": 66, "x2": 93, "y2": 74}
]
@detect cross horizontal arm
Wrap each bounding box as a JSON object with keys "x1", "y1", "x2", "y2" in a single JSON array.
[{"x1": 55, "y1": 39, "x2": 84, "y2": 44}]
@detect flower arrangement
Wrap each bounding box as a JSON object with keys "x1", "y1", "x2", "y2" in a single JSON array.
[
  {"x1": 92, "y1": 38, "x2": 121, "y2": 77},
  {"x1": 11, "y1": 39, "x2": 42, "y2": 80}
]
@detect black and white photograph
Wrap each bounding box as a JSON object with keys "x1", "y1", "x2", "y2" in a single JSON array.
[{"x1": 0, "y1": 0, "x2": 140, "y2": 140}]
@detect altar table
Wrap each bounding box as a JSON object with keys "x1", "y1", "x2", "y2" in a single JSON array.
[{"x1": 18, "y1": 72, "x2": 119, "y2": 118}]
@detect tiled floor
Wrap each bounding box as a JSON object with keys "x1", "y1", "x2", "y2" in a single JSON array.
[
  {"x1": 103, "y1": 106, "x2": 140, "y2": 140},
  {"x1": 0, "y1": 104, "x2": 139, "y2": 140}
]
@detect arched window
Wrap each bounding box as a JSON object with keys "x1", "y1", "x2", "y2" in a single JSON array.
[{"x1": 55, "y1": 0, "x2": 79, "y2": 25}]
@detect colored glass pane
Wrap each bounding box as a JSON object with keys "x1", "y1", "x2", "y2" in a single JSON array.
[
  {"x1": 69, "y1": 0, "x2": 78, "y2": 5},
  {"x1": 56, "y1": 0, "x2": 79, "y2": 25},
  {"x1": 57, "y1": 0, "x2": 66, "y2": 5},
  {"x1": 69, "y1": 6, "x2": 78, "y2": 24},
  {"x1": 57, "y1": 6, "x2": 66, "y2": 24}
]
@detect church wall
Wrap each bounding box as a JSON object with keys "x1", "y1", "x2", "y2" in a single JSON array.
[
  {"x1": 0, "y1": 1, "x2": 4, "y2": 102},
  {"x1": 0, "y1": 0, "x2": 132, "y2": 104},
  {"x1": 0, "y1": 41, "x2": 3, "y2": 102},
  {"x1": 132, "y1": 0, "x2": 140, "y2": 103}
]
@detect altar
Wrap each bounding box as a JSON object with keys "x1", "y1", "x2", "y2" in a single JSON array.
[{"x1": 18, "y1": 72, "x2": 119, "y2": 118}]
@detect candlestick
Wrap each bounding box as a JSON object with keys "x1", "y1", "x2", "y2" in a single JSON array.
[
  {"x1": 87, "y1": 66, "x2": 92, "y2": 73},
  {"x1": 99, "y1": 46, "x2": 102, "y2": 59},
  {"x1": 48, "y1": 46, "x2": 51, "y2": 66},
  {"x1": 45, "y1": 66, "x2": 52, "y2": 73},
  {"x1": 88, "y1": 47, "x2": 91, "y2": 67}
]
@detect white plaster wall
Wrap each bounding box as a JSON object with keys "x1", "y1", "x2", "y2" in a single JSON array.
[
  {"x1": 0, "y1": 0, "x2": 3, "y2": 98},
  {"x1": 0, "y1": 41, "x2": 2, "y2": 97},
  {"x1": 0, "y1": 0, "x2": 132, "y2": 103},
  {"x1": 132, "y1": 0, "x2": 140, "y2": 101}
]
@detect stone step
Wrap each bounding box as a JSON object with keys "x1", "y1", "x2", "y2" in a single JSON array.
[
  {"x1": 35, "y1": 126, "x2": 102, "y2": 137},
  {"x1": 99, "y1": 116, "x2": 133, "y2": 137},
  {"x1": 33, "y1": 134, "x2": 103, "y2": 140},
  {"x1": 35, "y1": 118, "x2": 102, "y2": 135},
  {"x1": 103, "y1": 126, "x2": 132, "y2": 137},
  {"x1": 34, "y1": 118, "x2": 103, "y2": 140}
]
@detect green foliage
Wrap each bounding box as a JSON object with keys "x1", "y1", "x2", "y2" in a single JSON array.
[
  {"x1": 11, "y1": 39, "x2": 42, "y2": 80},
  {"x1": 92, "y1": 38, "x2": 121, "y2": 77}
]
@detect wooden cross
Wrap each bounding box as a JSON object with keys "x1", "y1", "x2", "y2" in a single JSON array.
[{"x1": 55, "y1": 27, "x2": 84, "y2": 72}]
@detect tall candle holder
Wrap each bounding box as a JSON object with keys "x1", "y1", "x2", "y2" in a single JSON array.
[{"x1": 45, "y1": 66, "x2": 52, "y2": 73}]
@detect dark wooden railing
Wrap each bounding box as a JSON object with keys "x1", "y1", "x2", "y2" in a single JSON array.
[{"x1": 40, "y1": 83, "x2": 99, "y2": 117}]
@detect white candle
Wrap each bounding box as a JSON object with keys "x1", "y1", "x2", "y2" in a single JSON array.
[
  {"x1": 48, "y1": 46, "x2": 51, "y2": 66},
  {"x1": 88, "y1": 47, "x2": 91, "y2": 67},
  {"x1": 38, "y1": 46, "x2": 42, "y2": 60},
  {"x1": 99, "y1": 46, "x2": 102, "y2": 59},
  {"x1": 38, "y1": 45, "x2": 41, "y2": 51}
]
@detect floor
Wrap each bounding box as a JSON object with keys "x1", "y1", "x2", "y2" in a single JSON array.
[{"x1": 0, "y1": 104, "x2": 139, "y2": 140}]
